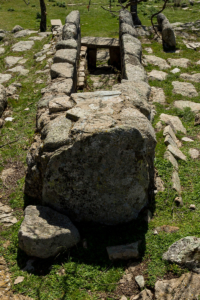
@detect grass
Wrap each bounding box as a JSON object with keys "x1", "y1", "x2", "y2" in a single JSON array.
[{"x1": 1, "y1": 1, "x2": 200, "y2": 299}]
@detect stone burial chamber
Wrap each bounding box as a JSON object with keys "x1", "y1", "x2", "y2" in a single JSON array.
[{"x1": 19, "y1": 10, "x2": 156, "y2": 258}]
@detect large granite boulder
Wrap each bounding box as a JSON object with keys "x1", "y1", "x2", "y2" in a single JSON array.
[
  {"x1": 40, "y1": 91, "x2": 156, "y2": 225},
  {"x1": 0, "y1": 84, "x2": 7, "y2": 117},
  {"x1": 18, "y1": 205, "x2": 80, "y2": 258}
]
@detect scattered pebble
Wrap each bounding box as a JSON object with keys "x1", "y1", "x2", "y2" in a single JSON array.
[
  {"x1": 135, "y1": 275, "x2": 145, "y2": 289},
  {"x1": 190, "y1": 204, "x2": 196, "y2": 210},
  {"x1": 171, "y1": 68, "x2": 181, "y2": 74},
  {"x1": 24, "y1": 108, "x2": 29, "y2": 111},
  {"x1": 182, "y1": 137, "x2": 194, "y2": 142},
  {"x1": 14, "y1": 276, "x2": 24, "y2": 285},
  {"x1": 5, "y1": 117, "x2": 14, "y2": 122}
]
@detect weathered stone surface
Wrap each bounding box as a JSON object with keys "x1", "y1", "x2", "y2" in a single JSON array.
[
  {"x1": 41, "y1": 79, "x2": 74, "y2": 96},
  {"x1": 156, "y1": 177, "x2": 165, "y2": 192},
  {"x1": 174, "y1": 100, "x2": 200, "y2": 112},
  {"x1": 112, "y1": 81, "x2": 151, "y2": 118},
  {"x1": 119, "y1": 9, "x2": 134, "y2": 27},
  {"x1": 189, "y1": 148, "x2": 199, "y2": 159},
  {"x1": 81, "y1": 36, "x2": 119, "y2": 48},
  {"x1": 155, "y1": 272, "x2": 200, "y2": 300},
  {"x1": 131, "y1": 289, "x2": 153, "y2": 300},
  {"x1": 4, "y1": 56, "x2": 23, "y2": 68},
  {"x1": 172, "y1": 81, "x2": 198, "y2": 98},
  {"x1": 65, "y1": 10, "x2": 80, "y2": 28},
  {"x1": 160, "y1": 113, "x2": 186, "y2": 133},
  {"x1": 0, "y1": 84, "x2": 7, "y2": 118},
  {"x1": 12, "y1": 25, "x2": 24, "y2": 33},
  {"x1": 175, "y1": 196, "x2": 183, "y2": 206},
  {"x1": 12, "y1": 41, "x2": 34, "y2": 52},
  {"x1": 56, "y1": 39, "x2": 78, "y2": 50},
  {"x1": 167, "y1": 58, "x2": 190, "y2": 68},
  {"x1": 0, "y1": 73, "x2": 12, "y2": 84},
  {"x1": 0, "y1": 32, "x2": 5, "y2": 41},
  {"x1": 51, "y1": 63, "x2": 74, "y2": 79},
  {"x1": 180, "y1": 72, "x2": 200, "y2": 82},
  {"x1": 157, "y1": 13, "x2": 176, "y2": 48},
  {"x1": 40, "y1": 93, "x2": 156, "y2": 225},
  {"x1": 171, "y1": 67, "x2": 180, "y2": 74},
  {"x1": 164, "y1": 134, "x2": 177, "y2": 147},
  {"x1": 53, "y1": 49, "x2": 77, "y2": 65},
  {"x1": 18, "y1": 205, "x2": 80, "y2": 258},
  {"x1": 155, "y1": 225, "x2": 179, "y2": 233},
  {"x1": 8, "y1": 66, "x2": 29, "y2": 76},
  {"x1": 144, "y1": 47, "x2": 153, "y2": 54},
  {"x1": 49, "y1": 96, "x2": 74, "y2": 113},
  {"x1": 36, "y1": 54, "x2": 46, "y2": 62},
  {"x1": 122, "y1": 34, "x2": 142, "y2": 60},
  {"x1": 163, "y1": 236, "x2": 200, "y2": 273},
  {"x1": 14, "y1": 29, "x2": 31, "y2": 38},
  {"x1": 121, "y1": 23, "x2": 137, "y2": 37},
  {"x1": 62, "y1": 23, "x2": 78, "y2": 40},
  {"x1": 143, "y1": 55, "x2": 170, "y2": 70},
  {"x1": 125, "y1": 64, "x2": 147, "y2": 82},
  {"x1": 0, "y1": 47, "x2": 5, "y2": 55},
  {"x1": 41, "y1": 115, "x2": 72, "y2": 151},
  {"x1": 182, "y1": 137, "x2": 194, "y2": 142},
  {"x1": 107, "y1": 241, "x2": 140, "y2": 260},
  {"x1": 167, "y1": 145, "x2": 187, "y2": 161},
  {"x1": 164, "y1": 151, "x2": 179, "y2": 170},
  {"x1": 148, "y1": 70, "x2": 168, "y2": 81},
  {"x1": 51, "y1": 19, "x2": 62, "y2": 27},
  {"x1": 163, "y1": 125, "x2": 178, "y2": 144},
  {"x1": 172, "y1": 170, "x2": 181, "y2": 193},
  {"x1": 135, "y1": 275, "x2": 145, "y2": 289},
  {"x1": 150, "y1": 87, "x2": 165, "y2": 104}
]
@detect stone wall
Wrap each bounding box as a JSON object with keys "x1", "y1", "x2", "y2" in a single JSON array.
[{"x1": 24, "y1": 10, "x2": 156, "y2": 225}]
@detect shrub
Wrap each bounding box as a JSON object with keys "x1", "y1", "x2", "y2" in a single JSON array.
[{"x1": 36, "y1": 12, "x2": 41, "y2": 19}]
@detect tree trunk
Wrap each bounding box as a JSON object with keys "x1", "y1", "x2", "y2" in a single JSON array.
[
  {"x1": 40, "y1": 0, "x2": 46, "y2": 32},
  {"x1": 130, "y1": 4, "x2": 142, "y2": 26}
]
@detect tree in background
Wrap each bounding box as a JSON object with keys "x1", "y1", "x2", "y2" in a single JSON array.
[{"x1": 23, "y1": 0, "x2": 47, "y2": 32}]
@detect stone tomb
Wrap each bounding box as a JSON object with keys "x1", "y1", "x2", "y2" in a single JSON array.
[{"x1": 81, "y1": 37, "x2": 120, "y2": 69}]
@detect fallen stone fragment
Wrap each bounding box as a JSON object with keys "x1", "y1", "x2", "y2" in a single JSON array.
[
  {"x1": 29, "y1": 36, "x2": 44, "y2": 41},
  {"x1": 182, "y1": 137, "x2": 194, "y2": 142},
  {"x1": 160, "y1": 113, "x2": 186, "y2": 133},
  {"x1": 190, "y1": 204, "x2": 196, "y2": 210},
  {"x1": 189, "y1": 148, "x2": 199, "y2": 159},
  {"x1": 167, "y1": 145, "x2": 187, "y2": 161},
  {"x1": 18, "y1": 205, "x2": 80, "y2": 258},
  {"x1": 148, "y1": 70, "x2": 168, "y2": 81},
  {"x1": 12, "y1": 41, "x2": 34, "y2": 52},
  {"x1": 53, "y1": 49, "x2": 77, "y2": 65},
  {"x1": 157, "y1": 13, "x2": 176, "y2": 49},
  {"x1": 185, "y1": 42, "x2": 200, "y2": 49},
  {"x1": 164, "y1": 134, "x2": 177, "y2": 147},
  {"x1": 0, "y1": 73, "x2": 12, "y2": 84},
  {"x1": 12, "y1": 25, "x2": 24, "y2": 33},
  {"x1": 155, "y1": 177, "x2": 165, "y2": 192},
  {"x1": 180, "y1": 72, "x2": 200, "y2": 82},
  {"x1": 174, "y1": 100, "x2": 200, "y2": 112},
  {"x1": 175, "y1": 196, "x2": 183, "y2": 206},
  {"x1": 155, "y1": 225, "x2": 179, "y2": 233},
  {"x1": 8, "y1": 66, "x2": 29, "y2": 76},
  {"x1": 163, "y1": 125, "x2": 178, "y2": 142},
  {"x1": 164, "y1": 151, "x2": 179, "y2": 170},
  {"x1": 144, "y1": 47, "x2": 153, "y2": 53},
  {"x1": 172, "y1": 81, "x2": 198, "y2": 98},
  {"x1": 195, "y1": 113, "x2": 200, "y2": 125},
  {"x1": 167, "y1": 58, "x2": 190, "y2": 68},
  {"x1": 163, "y1": 236, "x2": 200, "y2": 272},
  {"x1": 135, "y1": 275, "x2": 145, "y2": 289},
  {"x1": 172, "y1": 170, "x2": 181, "y2": 193},
  {"x1": 14, "y1": 276, "x2": 24, "y2": 285},
  {"x1": 143, "y1": 55, "x2": 170, "y2": 69},
  {"x1": 171, "y1": 67, "x2": 180, "y2": 74},
  {"x1": 155, "y1": 273, "x2": 200, "y2": 300},
  {"x1": 36, "y1": 55, "x2": 46, "y2": 62},
  {"x1": 131, "y1": 289, "x2": 153, "y2": 300},
  {"x1": 14, "y1": 29, "x2": 31, "y2": 38},
  {"x1": 107, "y1": 241, "x2": 140, "y2": 260},
  {"x1": 0, "y1": 33, "x2": 5, "y2": 41},
  {"x1": 51, "y1": 63, "x2": 74, "y2": 79},
  {"x1": 150, "y1": 87, "x2": 165, "y2": 104},
  {"x1": 49, "y1": 96, "x2": 74, "y2": 113},
  {"x1": 41, "y1": 78, "x2": 73, "y2": 96}
]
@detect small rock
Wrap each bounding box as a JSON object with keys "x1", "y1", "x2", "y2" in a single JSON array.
[
  {"x1": 155, "y1": 177, "x2": 165, "y2": 192},
  {"x1": 24, "y1": 108, "x2": 29, "y2": 111},
  {"x1": 150, "y1": 87, "x2": 165, "y2": 104},
  {"x1": 107, "y1": 241, "x2": 140, "y2": 260},
  {"x1": 174, "y1": 100, "x2": 200, "y2": 112},
  {"x1": 0, "y1": 73, "x2": 12, "y2": 84},
  {"x1": 182, "y1": 137, "x2": 194, "y2": 142},
  {"x1": 14, "y1": 276, "x2": 24, "y2": 285},
  {"x1": 167, "y1": 58, "x2": 190, "y2": 68},
  {"x1": 172, "y1": 170, "x2": 181, "y2": 194},
  {"x1": 167, "y1": 145, "x2": 187, "y2": 161},
  {"x1": 0, "y1": 47, "x2": 5, "y2": 55},
  {"x1": 12, "y1": 41, "x2": 34, "y2": 52},
  {"x1": 148, "y1": 70, "x2": 168, "y2": 81},
  {"x1": 8, "y1": 66, "x2": 29, "y2": 76},
  {"x1": 180, "y1": 73, "x2": 200, "y2": 83},
  {"x1": 5, "y1": 117, "x2": 14, "y2": 122},
  {"x1": 160, "y1": 113, "x2": 186, "y2": 134},
  {"x1": 155, "y1": 225, "x2": 179, "y2": 233},
  {"x1": 12, "y1": 25, "x2": 24, "y2": 33},
  {"x1": 144, "y1": 47, "x2": 153, "y2": 53},
  {"x1": 175, "y1": 196, "x2": 183, "y2": 206},
  {"x1": 153, "y1": 229, "x2": 158, "y2": 235},
  {"x1": 155, "y1": 121, "x2": 163, "y2": 131},
  {"x1": 189, "y1": 148, "x2": 199, "y2": 159},
  {"x1": 195, "y1": 113, "x2": 200, "y2": 125},
  {"x1": 135, "y1": 275, "x2": 145, "y2": 289},
  {"x1": 131, "y1": 289, "x2": 153, "y2": 300},
  {"x1": 23, "y1": 259, "x2": 35, "y2": 272},
  {"x1": 190, "y1": 204, "x2": 196, "y2": 210},
  {"x1": 172, "y1": 81, "x2": 198, "y2": 98},
  {"x1": 143, "y1": 55, "x2": 170, "y2": 70},
  {"x1": 171, "y1": 68, "x2": 180, "y2": 74}
]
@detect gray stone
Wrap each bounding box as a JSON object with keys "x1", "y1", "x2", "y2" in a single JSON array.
[
  {"x1": 56, "y1": 40, "x2": 78, "y2": 50},
  {"x1": 189, "y1": 148, "x2": 199, "y2": 159},
  {"x1": 121, "y1": 23, "x2": 137, "y2": 37},
  {"x1": 172, "y1": 81, "x2": 198, "y2": 98},
  {"x1": 65, "y1": 10, "x2": 80, "y2": 28},
  {"x1": 49, "y1": 96, "x2": 74, "y2": 113},
  {"x1": 174, "y1": 100, "x2": 200, "y2": 112},
  {"x1": 143, "y1": 55, "x2": 170, "y2": 70},
  {"x1": 171, "y1": 67, "x2": 180, "y2": 74},
  {"x1": 156, "y1": 177, "x2": 165, "y2": 192},
  {"x1": 164, "y1": 134, "x2": 177, "y2": 147},
  {"x1": 18, "y1": 205, "x2": 80, "y2": 259},
  {"x1": 38, "y1": 32, "x2": 52, "y2": 37},
  {"x1": 122, "y1": 34, "x2": 141, "y2": 60},
  {"x1": 131, "y1": 289, "x2": 153, "y2": 300},
  {"x1": 36, "y1": 55, "x2": 46, "y2": 62},
  {"x1": 125, "y1": 64, "x2": 147, "y2": 82},
  {"x1": 160, "y1": 113, "x2": 186, "y2": 133},
  {"x1": 155, "y1": 273, "x2": 200, "y2": 300},
  {"x1": 0, "y1": 33, "x2": 5, "y2": 41},
  {"x1": 107, "y1": 241, "x2": 140, "y2": 260},
  {"x1": 150, "y1": 87, "x2": 165, "y2": 104},
  {"x1": 172, "y1": 170, "x2": 181, "y2": 193},
  {"x1": 12, "y1": 25, "x2": 24, "y2": 33},
  {"x1": 8, "y1": 66, "x2": 29, "y2": 76},
  {"x1": 0, "y1": 84, "x2": 7, "y2": 118},
  {"x1": 182, "y1": 137, "x2": 194, "y2": 142},
  {"x1": 0, "y1": 47, "x2": 5, "y2": 55},
  {"x1": 41, "y1": 79, "x2": 73, "y2": 96},
  {"x1": 167, "y1": 58, "x2": 190, "y2": 68},
  {"x1": 14, "y1": 29, "x2": 31, "y2": 38},
  {"x1": 51, "y1": 63, "x2": 74, "y2": 79},
  {"x1": 119, "y1": 9, "x2": 134, "y2": 27},
  {"x1": 41, "y1": 115, "x2": 72, "y2": 151},
  {"x1": 0, "y1": 73, "x2": 12, "y2": 84},
  {"x1": 12, "y1": 41, "x2": 34, "y2": 52},
  {"x1": 29, "y1": 36, "x2": 44, "y2": 41},
  {"x1": 62, "y1": 23, "x2": 78, "y2": 40},
  {"x1": 135, "y1": 275, "x2": 145, "y2": 289},
  {"x1": 163, "y1": 236, "x2": 200, "y2": 273},
  {"x1": 190, "y1": 204, "x2": 196, "y2": 210},
  {"x1": 180, "y1": 72, "x2": 200, "y2": 82},
  {"x1": 5, "y1": 56, "x2": 23, "y2": 68},
  {"x1": 157, "y1": 13, "x2": 176, "y2": 48},
  {"x1": 155, "y1": 121, "x2": 163, "y2": 132},
  {"x1": 144, "y1": 47, "x2": 153, "y2": 54},
  {"x1": 148, "y1": 70, "x2": 168, "y2": 81},
  {"x1": 167, "y1": 145, "x2": 187, "y2": 161},
  {"x1": 112, "y1": 81, "x2": 151, "y2": 118},
  {"x1": 163, "y1": 125, "x2": 178, "y2": 143},
  {"x1": 81, "y1": 36, "x2": 119, "y2": 48},
  {"x1": 175, "y1": 196, "x2": 183, "y2": 206},
  {"x1": 164, "y1": 151, "x2": 179, "y2": 170},
  {"x1": 53, "y1": 49, "x2": 77, "y2": 65}
]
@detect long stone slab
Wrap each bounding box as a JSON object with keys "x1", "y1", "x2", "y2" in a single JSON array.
[{"x1": 81, "y1": 37, "x2": 119, "y2": 48}]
